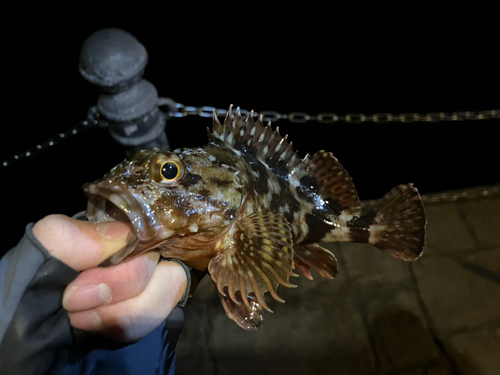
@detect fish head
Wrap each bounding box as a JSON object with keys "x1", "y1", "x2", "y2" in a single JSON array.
[{"x1": 83, "y1": 147, "x2": 244, "y2": 265}]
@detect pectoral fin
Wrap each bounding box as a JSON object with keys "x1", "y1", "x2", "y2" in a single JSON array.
[
  {"x1": 208, "y1": 211, "x2": 297, "y2": 318},
  {"x1": 217, "y1": 289, "x2": 266, "y2": 331}
]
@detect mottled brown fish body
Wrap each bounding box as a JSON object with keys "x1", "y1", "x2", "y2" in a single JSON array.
[{"x1": 84, "y1": 106, "x2": 426, "y2": 330}]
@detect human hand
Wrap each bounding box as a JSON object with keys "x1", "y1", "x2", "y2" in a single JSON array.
[{"x1": 32, "y1": 214, "x2": 187, "y2": 342}]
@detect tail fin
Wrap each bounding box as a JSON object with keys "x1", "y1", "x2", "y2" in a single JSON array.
[{"x1": 363, "y1": 184, "x2": 426, "y2": 261}]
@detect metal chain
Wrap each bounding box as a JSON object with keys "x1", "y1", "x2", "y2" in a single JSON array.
[
  {"x1": 421, "y1": 184, "x2": 500, "y2": 204},
  {"x1": 361, "y1": 183, "x2": 500, "y2": 207},
  {"x1": 2, "y1": 98, "x2": 499, "y2": 173},
  {"x1": 1, "y1": 107, "x2": 102, "y2": 168},
  {"x1": 160, "y1": 100, "x2": 500, "y2": 124}
]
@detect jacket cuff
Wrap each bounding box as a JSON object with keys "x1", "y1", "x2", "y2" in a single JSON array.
[{"x1": 161, "y1": 258, "x2": 192, "y2": 307}]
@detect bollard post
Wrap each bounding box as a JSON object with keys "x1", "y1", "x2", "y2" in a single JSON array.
[{"x1": 79, "y1": 28, "x2": 170, "y2": 157}]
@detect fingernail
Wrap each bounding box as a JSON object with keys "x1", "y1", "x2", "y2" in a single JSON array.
[
  {"x1": 91, "y1": 310, "x2": 102, "y2": 328},
  {"x1": 96, "y1": 221, "x2": 132, "y2": 240},
  {"x1": 69, "y1": 310, "x2": 102, "y2": 330},
  {"x1": 96, "y1": 222, "x2": 137, "y2": 260},
  {"x1": 63, "y1": 283, "x2": 112, "y2": 311}
]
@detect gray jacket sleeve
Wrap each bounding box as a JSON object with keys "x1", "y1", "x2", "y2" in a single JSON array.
[
  {"x1": 0, "y1": 224, "x2": 79, "y2": 375},
  {"x1": 0, "y1": 222, "x2": 192, "y2": 375}
]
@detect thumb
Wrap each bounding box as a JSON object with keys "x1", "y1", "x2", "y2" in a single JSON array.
[{"x1": 32, "y1": 214, "x2": 134, "y2": 271}]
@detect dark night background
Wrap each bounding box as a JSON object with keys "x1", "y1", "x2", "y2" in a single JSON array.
[{"x1": 1, "y1": 4, "x2": 498, "y2": 254}]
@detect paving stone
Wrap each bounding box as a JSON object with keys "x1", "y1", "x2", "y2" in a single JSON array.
[
  {"x1": 412, "y1": 256, "x2": 500, "y2": 334},
  {"x1": 423, "y1": 203, "x2": 475, "y2": 253},
  {"x1": 369, "y1": 294, "x2": 439, "y2": 371},
  {"x1": 458, "y1": 197, "x2": 500, "y2": 247},
  {"x1": 394, "y1": 359, "x2": 454, "y2": 375},
  {"x1": 395, "y1": 367, "x2": 425, "y2": 375},
  {"x1": 330, "y1": 242, "x2": 411, "y2": 285},
  {"x1": 333, "y1": 242, "x2": 439, "y2": 371},
  {"x1": 426, "y1": 360, "x2": 455, "y2": 375},
  {"x1": 446, "y1": 327, "x2": 500, "y2": 375},
  {"x1": 210, "y1": 271, "x2": 375, "y2": 375},
  {"x1": 466, "y1": 248, "x2": 500, "y2": 275},
  {"x1": 176, "y1": 276, "x2": 218, "y2": 375}
]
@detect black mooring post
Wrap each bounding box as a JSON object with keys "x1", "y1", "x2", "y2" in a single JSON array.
[{"x1": 79, "y1": 28, "x2": 170, "y2": 157}]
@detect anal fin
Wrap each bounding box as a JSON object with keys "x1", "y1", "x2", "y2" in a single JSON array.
[{"x1": 294, "y1": 243, "x2": 338, "y2": 280}]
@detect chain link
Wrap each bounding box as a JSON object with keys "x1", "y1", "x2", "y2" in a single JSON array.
[
  {"x1": 1, "y1": 107, "x2": 101, "y2": 168},
  {"x1": 361, "y1": 183, "x2": 500, "y2": 207},
  {"x1": 421, "y1": 184, "x2": 500, "y2": 204},
  {"x1": 160, "y1": 100, "x2": 499, "y2": 124},
  {"x1": 157, "y1": 99, "x2": 500, "y2": 204},
  {"x1": 3, "y1": 98, "x2": 499, "y2": 170},
  {"x1": 3, "y1": 98, "x2": 500, "y2": 204}
]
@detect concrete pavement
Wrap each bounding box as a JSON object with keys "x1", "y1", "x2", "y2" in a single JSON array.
[{"x1": 176, "y1": 194, "x2": 500, "y2": 375}]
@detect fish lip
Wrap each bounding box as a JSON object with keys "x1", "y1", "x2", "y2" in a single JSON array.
[{"x1": 83, "y1": 183, "x2": 157, "y2": 242}]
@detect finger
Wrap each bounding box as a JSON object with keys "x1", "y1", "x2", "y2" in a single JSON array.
[
  {"x1": 68, "y1": 261, "x2": 188, "y2": 342},
  {"x1": 63, "y1": 251, "x2": 160, "y2": 312},
  {"x1": 32, "y1": 214, "x2": 134, "y2": 271}
]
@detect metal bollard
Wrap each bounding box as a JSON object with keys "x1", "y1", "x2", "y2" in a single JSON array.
[{"x1": 79, "y1": 28, "x2": 170, "y2": 157}]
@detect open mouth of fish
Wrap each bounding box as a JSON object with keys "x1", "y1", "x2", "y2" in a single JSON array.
[{"x1": 83, "y1": 183, "x2": 157, "y2": 266}]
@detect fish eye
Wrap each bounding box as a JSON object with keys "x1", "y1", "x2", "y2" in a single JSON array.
[
  {"x1": 151, "y1": 155, "x2": 185, "y2": 185},
  {"x1": 161, "y1": 161, "x2": 181, "y2": 181}
]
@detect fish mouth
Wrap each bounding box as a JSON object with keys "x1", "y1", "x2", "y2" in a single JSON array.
[{"x1": 84, "y1": 183, "x2": 158, "y2": 265}]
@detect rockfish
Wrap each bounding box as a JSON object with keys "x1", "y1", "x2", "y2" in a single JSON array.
[{"x1": 83, "y1": 106, "x2": 426, "y2": 330}]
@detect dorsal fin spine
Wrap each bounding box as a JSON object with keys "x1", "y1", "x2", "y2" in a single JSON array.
[
  {"x1": 224, "y1": 104, "x2": 234, "y2": 126},
  {"x1": 210, "y1": 105, "x2": 316, "y2": 175}
]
